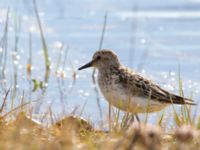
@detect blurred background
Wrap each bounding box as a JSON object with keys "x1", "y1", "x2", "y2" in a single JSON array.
[{"x1": 0, "y1": 0, "x2": 200, "y2": 124}]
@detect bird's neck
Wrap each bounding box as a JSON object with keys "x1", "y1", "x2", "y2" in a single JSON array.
[{"x1": 98, "y1": 65, "x2": 120, "y2": 77}]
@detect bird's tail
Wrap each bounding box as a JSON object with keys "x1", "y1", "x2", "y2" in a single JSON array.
[
  {"x1": 183, "y1": 98, "x2": 197, "y2": 105},
  {"x1": 171, "y1": 94, "x2": 197, "y2": 105}
]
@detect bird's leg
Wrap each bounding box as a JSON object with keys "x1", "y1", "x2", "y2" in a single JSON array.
[
  {"x1": 121, "y1": 113, "x2": 131, "y2": 129},
  {"x1": 135, "y1": 113, "x2": 140, "y2": 122},
  {"x1": 130, "y1": 113, "x2": 140, "y2": 123},
  {"x1": 125, "y1": 114, "x2": 135, "y2": 128},
  {"x1": 130, "y1": 114, "x2": 135, "y2": 122},
  {"x1": 124, "y1": 114, "x2": 139, "y2": 129},
  {"x1": 122, "y1": 113, "x2": 140, "y2": 130}
]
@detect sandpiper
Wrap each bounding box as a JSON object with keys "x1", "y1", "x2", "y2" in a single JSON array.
[{"x1": 78, "y1": 49, "x2": 196, "y2": 113}]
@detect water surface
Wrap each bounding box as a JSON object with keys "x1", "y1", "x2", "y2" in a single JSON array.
[{"x1": 0, "y1": 0, "x2": 200, "y2": 124}]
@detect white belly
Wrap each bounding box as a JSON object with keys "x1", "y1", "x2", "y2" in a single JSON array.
[{"x1": 101, "y1": 87, "x2": 169, "y2": 113}]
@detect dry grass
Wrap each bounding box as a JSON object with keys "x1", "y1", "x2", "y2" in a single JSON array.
[{"x1": 0, "y1": 107, "x2": 199, "y2": 150}]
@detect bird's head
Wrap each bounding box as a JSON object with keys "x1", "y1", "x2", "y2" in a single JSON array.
[{"x1": 78, "y1": 49, "x2": 120, "y2": 71}]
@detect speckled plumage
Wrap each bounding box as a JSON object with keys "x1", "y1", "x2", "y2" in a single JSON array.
[{"x1": 79, "y1": 49, "x2": 196, "y2": 113}]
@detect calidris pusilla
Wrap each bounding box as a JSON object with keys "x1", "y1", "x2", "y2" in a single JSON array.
[{"x1": 78, "y1": 49, "x2": 196, "y2": 113}]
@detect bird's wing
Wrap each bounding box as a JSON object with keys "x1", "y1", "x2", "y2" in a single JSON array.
[
  {"x1": 119, "y1": 68, "x2": 196, "y2": 105},
  {"x1": 133, "y1": 74, "x2": 196, "y2": 105}
]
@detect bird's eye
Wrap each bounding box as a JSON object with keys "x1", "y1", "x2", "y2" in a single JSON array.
[{"x1": 97, "y1": 56, "x2": 101, "y2": 60}]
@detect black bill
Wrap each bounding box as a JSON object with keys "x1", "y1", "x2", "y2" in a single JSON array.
[{"x1": 78, "y1": 61, "x2": 93, "y2": 70}]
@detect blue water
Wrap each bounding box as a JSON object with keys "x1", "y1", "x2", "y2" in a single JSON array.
[{"x1": 0, "y1": 0, "x2": 200, "y2": 124}]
